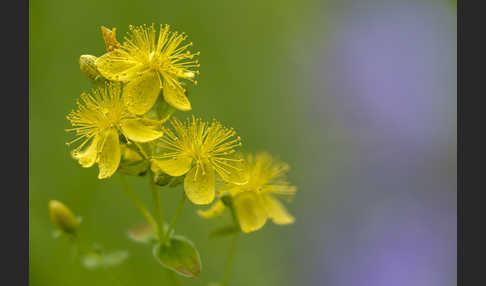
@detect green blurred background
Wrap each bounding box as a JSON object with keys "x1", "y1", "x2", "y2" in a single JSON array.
[
  {"x1": 30, "y1": 0, "x2": 312, "y2": 285},
  {"x1": 30, "y1": 0, "x2": 457, "y2": 285}
]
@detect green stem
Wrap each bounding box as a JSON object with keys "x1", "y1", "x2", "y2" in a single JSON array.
[
  {"x1": 150, "y1": 176, "x2": 164, "y2": 240},
  {"x1": 71, "y1": 234, "x2": 81, "y2": 262},
  {"x1": 162, "y1": 192, "x2": 186, "y2": 244},
  {"x1": 221, "y1": 200, "x2": 241, "y2": 286},
  {"x1": 134, "y1": 142, "x2": 150, "y2": 160},
  {"x1": 222, "y1": 232, "x2": 239, "y2": 286},
  {"x1": 70, "y1": 232, "x2": 123, "y2": 286},
  {"x1": 69, "y1": 233, "x2": 90, "y2": 265},
  {"x1": 119, "y1": 174, "x2": 158, "y2": 232}
]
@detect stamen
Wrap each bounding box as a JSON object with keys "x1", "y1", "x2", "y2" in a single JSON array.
[
  {"x1": 66, "y1": 85, "x2": 126, "y2": 151},
  {"x1": 156, "y1": 117, "x2": 243, "y2": 178}
]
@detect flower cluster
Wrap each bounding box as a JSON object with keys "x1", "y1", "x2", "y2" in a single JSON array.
[{"x1": 62, "y1": 24, "x2": 298, "y2": 282}]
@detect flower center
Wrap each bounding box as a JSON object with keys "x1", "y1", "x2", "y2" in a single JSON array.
[
  {"x1": 147, "y1": 52, "x2": 170, "y2": 72},
  {"x1": 97, "y1": 106, "x2": 122, "y2": 130}
]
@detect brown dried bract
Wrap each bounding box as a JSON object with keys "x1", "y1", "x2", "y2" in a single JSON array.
[{"x1": 101, "y1": 26, "x2": 121, "y2": 52}]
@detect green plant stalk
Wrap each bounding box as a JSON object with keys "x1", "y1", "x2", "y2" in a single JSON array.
[
  {"x1": 134, "y1": 142, "x2": 150, "y2": 160},
  {"x1": 150, "y1": 176, "x2": 164, "y2": 240},
  {"x1": 222, "y1": 202, "x2": 241, "y2": 286},
  {"x1": 119, "y1": 174, "x2": 158, "y2": 232},
  {"x1": 69, "y1": 231, "x2": 92, "y2": 265},
  {"x1": 222, "y1": 231, "x2": 239, "y2": 286},
  {"x1": 162, "y1": 192, "x2": 186, "y2": 244},
  {"x1": 70, "y1": 233, "x2": 81, "y2": 262}
]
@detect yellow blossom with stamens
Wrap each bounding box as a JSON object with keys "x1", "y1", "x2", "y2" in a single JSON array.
[
  {"x1": 151, "y1": 116, "x2": 248, "y2": 205},
  {"x1": 95, "y1": 24, "x2": 200, "y2": 115},
  {"x1": 198, "y1": 152, "x2": 297, "y2": 233},
  {"x1": 66, "y1": 83, "x2": 163, "y2": 179}
]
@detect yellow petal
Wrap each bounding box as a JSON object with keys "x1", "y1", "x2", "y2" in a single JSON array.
[
  {"x1": 151, "y1": 157, "x2": 193, "y2": 177},
  {"x1": 184, "y1": 161, "x2": 215, "y2": 205},
  {"x1": 213, "y1": 157, "x2": 249, "y2": 185},
  {"x1": 72, "y1": 135, "x2": 101, "y2": 168},
  {"x1": 123, "y1": 71, "x2": 161, "y2": 115},
  {"x1": 162, "y1": 80, "x2": 191, "y2": 111},
  {"x1": 233, "y1": 192, "x2": 267, "y2": 233},
  {"x1": 262, "y1": 195, "x2": 295, "y2": 225},
  {"x1": 120, "y1": 118, "x2": 163, "y2": 143},
  {"x1": 95, "y1": 50, "x2": 143, "y2": 82},
  {"x1": 97, "y1": 129, "x2": 121, "y2": 179},
  {"x1": 197, "y1": 200, "x2": 226, "y2": 219}
]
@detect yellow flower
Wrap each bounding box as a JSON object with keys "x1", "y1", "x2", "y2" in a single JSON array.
[
  {"x1": 95, "y1": 24, "x2": 200, "y2": 115},
  {"x1": 151, "y1": 116, "x2": 248, "y2": 205},
  {"x1": 66, "y1": 84, "x2": 163, "y2": 179},
  {"x1": 198, "y1": 152, "x2": 297, "y2": 233}
]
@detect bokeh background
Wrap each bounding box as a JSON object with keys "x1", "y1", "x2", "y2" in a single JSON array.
[{"x1": 29, "y1": 0, "x2": 457, "y2": 285}]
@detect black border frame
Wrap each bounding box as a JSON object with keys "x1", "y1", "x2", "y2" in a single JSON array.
[
  {"x1": 459, "y1": 0, "x2": 486, "y2": 285},
  {"x1": 1, "y1": 0, "x2": 29, "y2": 283},
  {"x1": 12, "y1": 0, "x2": 29, "y2": 284}
]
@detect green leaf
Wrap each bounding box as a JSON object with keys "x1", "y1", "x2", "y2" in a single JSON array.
[
  {"x1": 127, "y1": 223, "x2": 158, "y2": 244},
  {"x1": 153, "y1": 235, "x2": 202, "y2": 278},
  {"x1": 209, "y1": 225, "x2": 239, "y2": 238}
]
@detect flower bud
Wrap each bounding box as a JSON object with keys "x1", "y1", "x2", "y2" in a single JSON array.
[
  {"x1": 48, "y1": 200, "x2": 79, "y2": 234},
  {"x1": 117, "y1": 145, "x2": 149, "y2": 176},
  {"x1": 79, "y1": 55, "x2": 105, "y2": 84},
  {"x1": 221, "y1": 194, "x2": 233, "y2": 207},
  {"x1": 153, "y1": 171, "x2": 172, "y2": 186},
  {"x1": 167, "y1": 175, "x2": 184, "y2": 187}
]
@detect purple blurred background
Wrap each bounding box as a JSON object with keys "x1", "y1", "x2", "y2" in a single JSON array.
[{"x1": 293, "y1": 0, "x2": 456, "y2": 285}]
